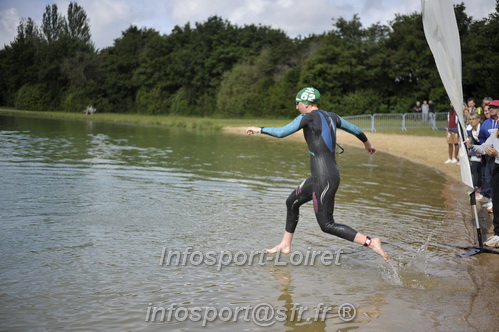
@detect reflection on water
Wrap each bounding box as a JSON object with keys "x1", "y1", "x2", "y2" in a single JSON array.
[{"x1": 0, "y1": 114, "x2": 495, "y2": 331}]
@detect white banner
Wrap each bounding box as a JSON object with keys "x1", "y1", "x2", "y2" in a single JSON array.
[{"x1": 422, "y1": 0, "x2": 474, "y2": 193}]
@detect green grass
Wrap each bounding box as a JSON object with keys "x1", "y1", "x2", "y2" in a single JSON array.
[{"x1": 0, "y1": 107, "x2": 446, "y2": 137}]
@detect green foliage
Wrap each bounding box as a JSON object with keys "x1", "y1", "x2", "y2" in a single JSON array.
[
  {"x1": 64, "y1": 2, "x2": 92, "y2": 45},
  {"x1": 61, "y1": 82, "x2": 101, "y2": 112},
  {"x1": 2, "y1": 3, "x2": 96, "y2": 111},
  {"x1": 334, "y1": 89, "x2": 387, "y2": 116},
  {"x1": 42, "y1": 4, "x2": 64, "y2": 42},
  {"x1": 61, "y1": 90, "x2": 87, "y2": 113},
  {"x1": 217, "y1": 62, "x2": 262, "y2": 117},
  {"x1": 15, "y1": 84, "x2": 52, "y2": 111},
  {"x1": 0, "y1": 18, "x2": 42, "y2": 105},
  {"x1": 461, "y1": 6, "x2": 499, "y2": 98},
  {"x1": 170, "y1": 87, "x2": 191, "y2": 115},
  {"x1": 1, "y1": 3, "x2": 498, "y2": 118},
  {"x1": 135, "y1": 86, "x2": 170, "y2": 115},
  {"x1": 100, "y1": 25, "x2": 159, "y2": 113}
]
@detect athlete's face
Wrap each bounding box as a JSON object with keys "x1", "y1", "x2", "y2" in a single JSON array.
[{"x1": 296, "y1": 102, "x2": 311, "y2": 114}]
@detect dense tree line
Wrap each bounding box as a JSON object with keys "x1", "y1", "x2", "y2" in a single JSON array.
[{"x1": 0, "y1": 1, "x2": 498, "y2": 117}]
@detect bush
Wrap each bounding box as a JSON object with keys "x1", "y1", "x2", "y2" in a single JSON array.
[
  {"x1": 387, "y1": 96, "x2": 416, "y2": 113},
  {"x1": 170, "y1": 87, "x2": 190, "y2": 115},
  {"x1": 15, "y1": 84, "x2": 52, "y2": 111},
  {"x1": 62, "y1": 89, "x2": 91, "y2": 113},
  {"x1": 135, "y1": 86, "x2": 170, "y2": 115},
  {"x1": 334, "y1": 89, "x2": 387, "y2": 116},
  {"x1": 61, "y1": 82, "x2": 115, "y2": 113}
]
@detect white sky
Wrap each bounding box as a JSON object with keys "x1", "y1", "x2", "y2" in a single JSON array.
[{"x1": 0, "y1": 0, "x2": 496, "y2": 50}]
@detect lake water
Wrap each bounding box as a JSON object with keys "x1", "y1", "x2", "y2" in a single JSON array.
[{"x1": 0, "y1": 114, "x2": 497, "y2": 331}]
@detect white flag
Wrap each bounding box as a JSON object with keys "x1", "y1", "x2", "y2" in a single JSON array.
[{"x1": 422, "y1": 0, "x2": 474, "y2": 193}]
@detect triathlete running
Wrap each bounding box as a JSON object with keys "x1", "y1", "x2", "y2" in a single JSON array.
[{"x1": 246, "y1": 87, "x2": 389, "y2": 263}]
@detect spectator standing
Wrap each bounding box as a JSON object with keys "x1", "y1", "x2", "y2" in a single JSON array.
[
  {"x1": 414, "y1": 101, "x2": 422, "y2": 114},
  {"x1": 422, "y1": 100, "x2": 429, "y2": 122},
  {"x1": 445, "y1": 103, "x2": 459, "y2": 164},
  {"x1": 467, "y1": 114, "x2": 482, "y2": 194},
  {"x1": 428, "y1": 100, "x2": 435, "y2": 121}
]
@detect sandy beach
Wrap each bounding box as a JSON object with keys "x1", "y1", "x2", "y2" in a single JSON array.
[{"x1": 337, "y1": 130, "x2": 463, "y2": 183}]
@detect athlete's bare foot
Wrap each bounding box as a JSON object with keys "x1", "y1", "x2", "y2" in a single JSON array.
[
  {"x1": 264, "y1": 244, "x2": 291, "y2": 254},
  {"x1": 369, "y1": 237, "x2": 390, "y2": 263},
  {"x1": 265, "y1": 232, "x2": 294, "y2": 254}
]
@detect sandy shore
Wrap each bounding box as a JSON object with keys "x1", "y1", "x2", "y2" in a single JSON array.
[
  {"x1": 336, "y1": 130, "x2": 462, "y2": 183},
  {"x1": 223, "y1": 127, "x2": 462, "y2": 184}
]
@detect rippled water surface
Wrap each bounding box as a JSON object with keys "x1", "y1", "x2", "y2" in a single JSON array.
[{"x1": 0, "y1": 115, "x2": 496, "y2": 331}]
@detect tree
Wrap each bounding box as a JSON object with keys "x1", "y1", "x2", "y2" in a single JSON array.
[
  {"x1": 383, "y1": 12, "x2": 441, "y2": 112},
  {"x1": 64, "y1": 2, "x2": 92, "y2": 45},
  {"x1": 461, "y1": 3, "x2": 499, "y2": 98},
  {"x1": 100, "y1": 25, "x2": 159, "y2": 112},
  {"x1": 41, "y1": 4, "x2": 64, "y2": 43},
  {"x1": 0, "y1": 18, "x2": 42, "y2": 105},
  {"x1": 298, "y1": 17, "x2": 391, "y2": 114},
  {"x1": 1, "y1": 2, "x2": 497, "y2": 116},
  {"x1": 217, "y1": 56, "x2": 266, "y2": 118}
]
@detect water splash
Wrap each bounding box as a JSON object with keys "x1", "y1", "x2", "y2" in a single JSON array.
[
  {"x1": 382, "y1": 235, "x2": 434, "y2": 289},
  {"x1": 381, "y1": 261, "x2": 403, "y2": 286}
]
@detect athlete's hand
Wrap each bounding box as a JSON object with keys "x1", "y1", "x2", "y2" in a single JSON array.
[
  {"x1": 246, "y1": 126, "x2": 261, "y2": 135},
  {"x1": 364, "y1": 141, "x2": 377, "y2": 155}
]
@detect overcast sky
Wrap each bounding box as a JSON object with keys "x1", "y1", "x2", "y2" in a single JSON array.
[{"x1": 0, "y1": 0, "x2": 496, "y2": 50}]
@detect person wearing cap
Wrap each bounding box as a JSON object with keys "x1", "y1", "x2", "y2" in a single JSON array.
[
  {"x1": 468, "y1": 99, "x2": 499, "y2": 247},
  {"x1": 246, "y1": 87, "x2": 389, "y2": 263}
]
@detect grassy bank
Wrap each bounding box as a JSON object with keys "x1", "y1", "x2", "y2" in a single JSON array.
[{"x1": 0, "y1": 107, "x2": 445, "y2": 137}]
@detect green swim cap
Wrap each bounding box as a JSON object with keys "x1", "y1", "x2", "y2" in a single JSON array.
[{"x1": 295, "y1": 87, "x2": 320, "y2": 105}]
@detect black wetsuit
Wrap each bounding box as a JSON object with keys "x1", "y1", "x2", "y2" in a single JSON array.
[{"x1": 262, "y1": 110, "x2": 368, "y2": 242}]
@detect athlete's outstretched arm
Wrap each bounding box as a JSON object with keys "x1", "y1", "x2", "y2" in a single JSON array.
[{"x1": 246, "y1": 115, "x2": 305, "y2": 138}]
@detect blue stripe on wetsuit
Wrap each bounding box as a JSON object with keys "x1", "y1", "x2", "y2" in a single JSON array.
[
  {"x1": 261, "y1": 114, "x2": 304, "y2": 138},
  {"x1": 318, "y1": 111, "x2": 335, "y2": 153}
]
